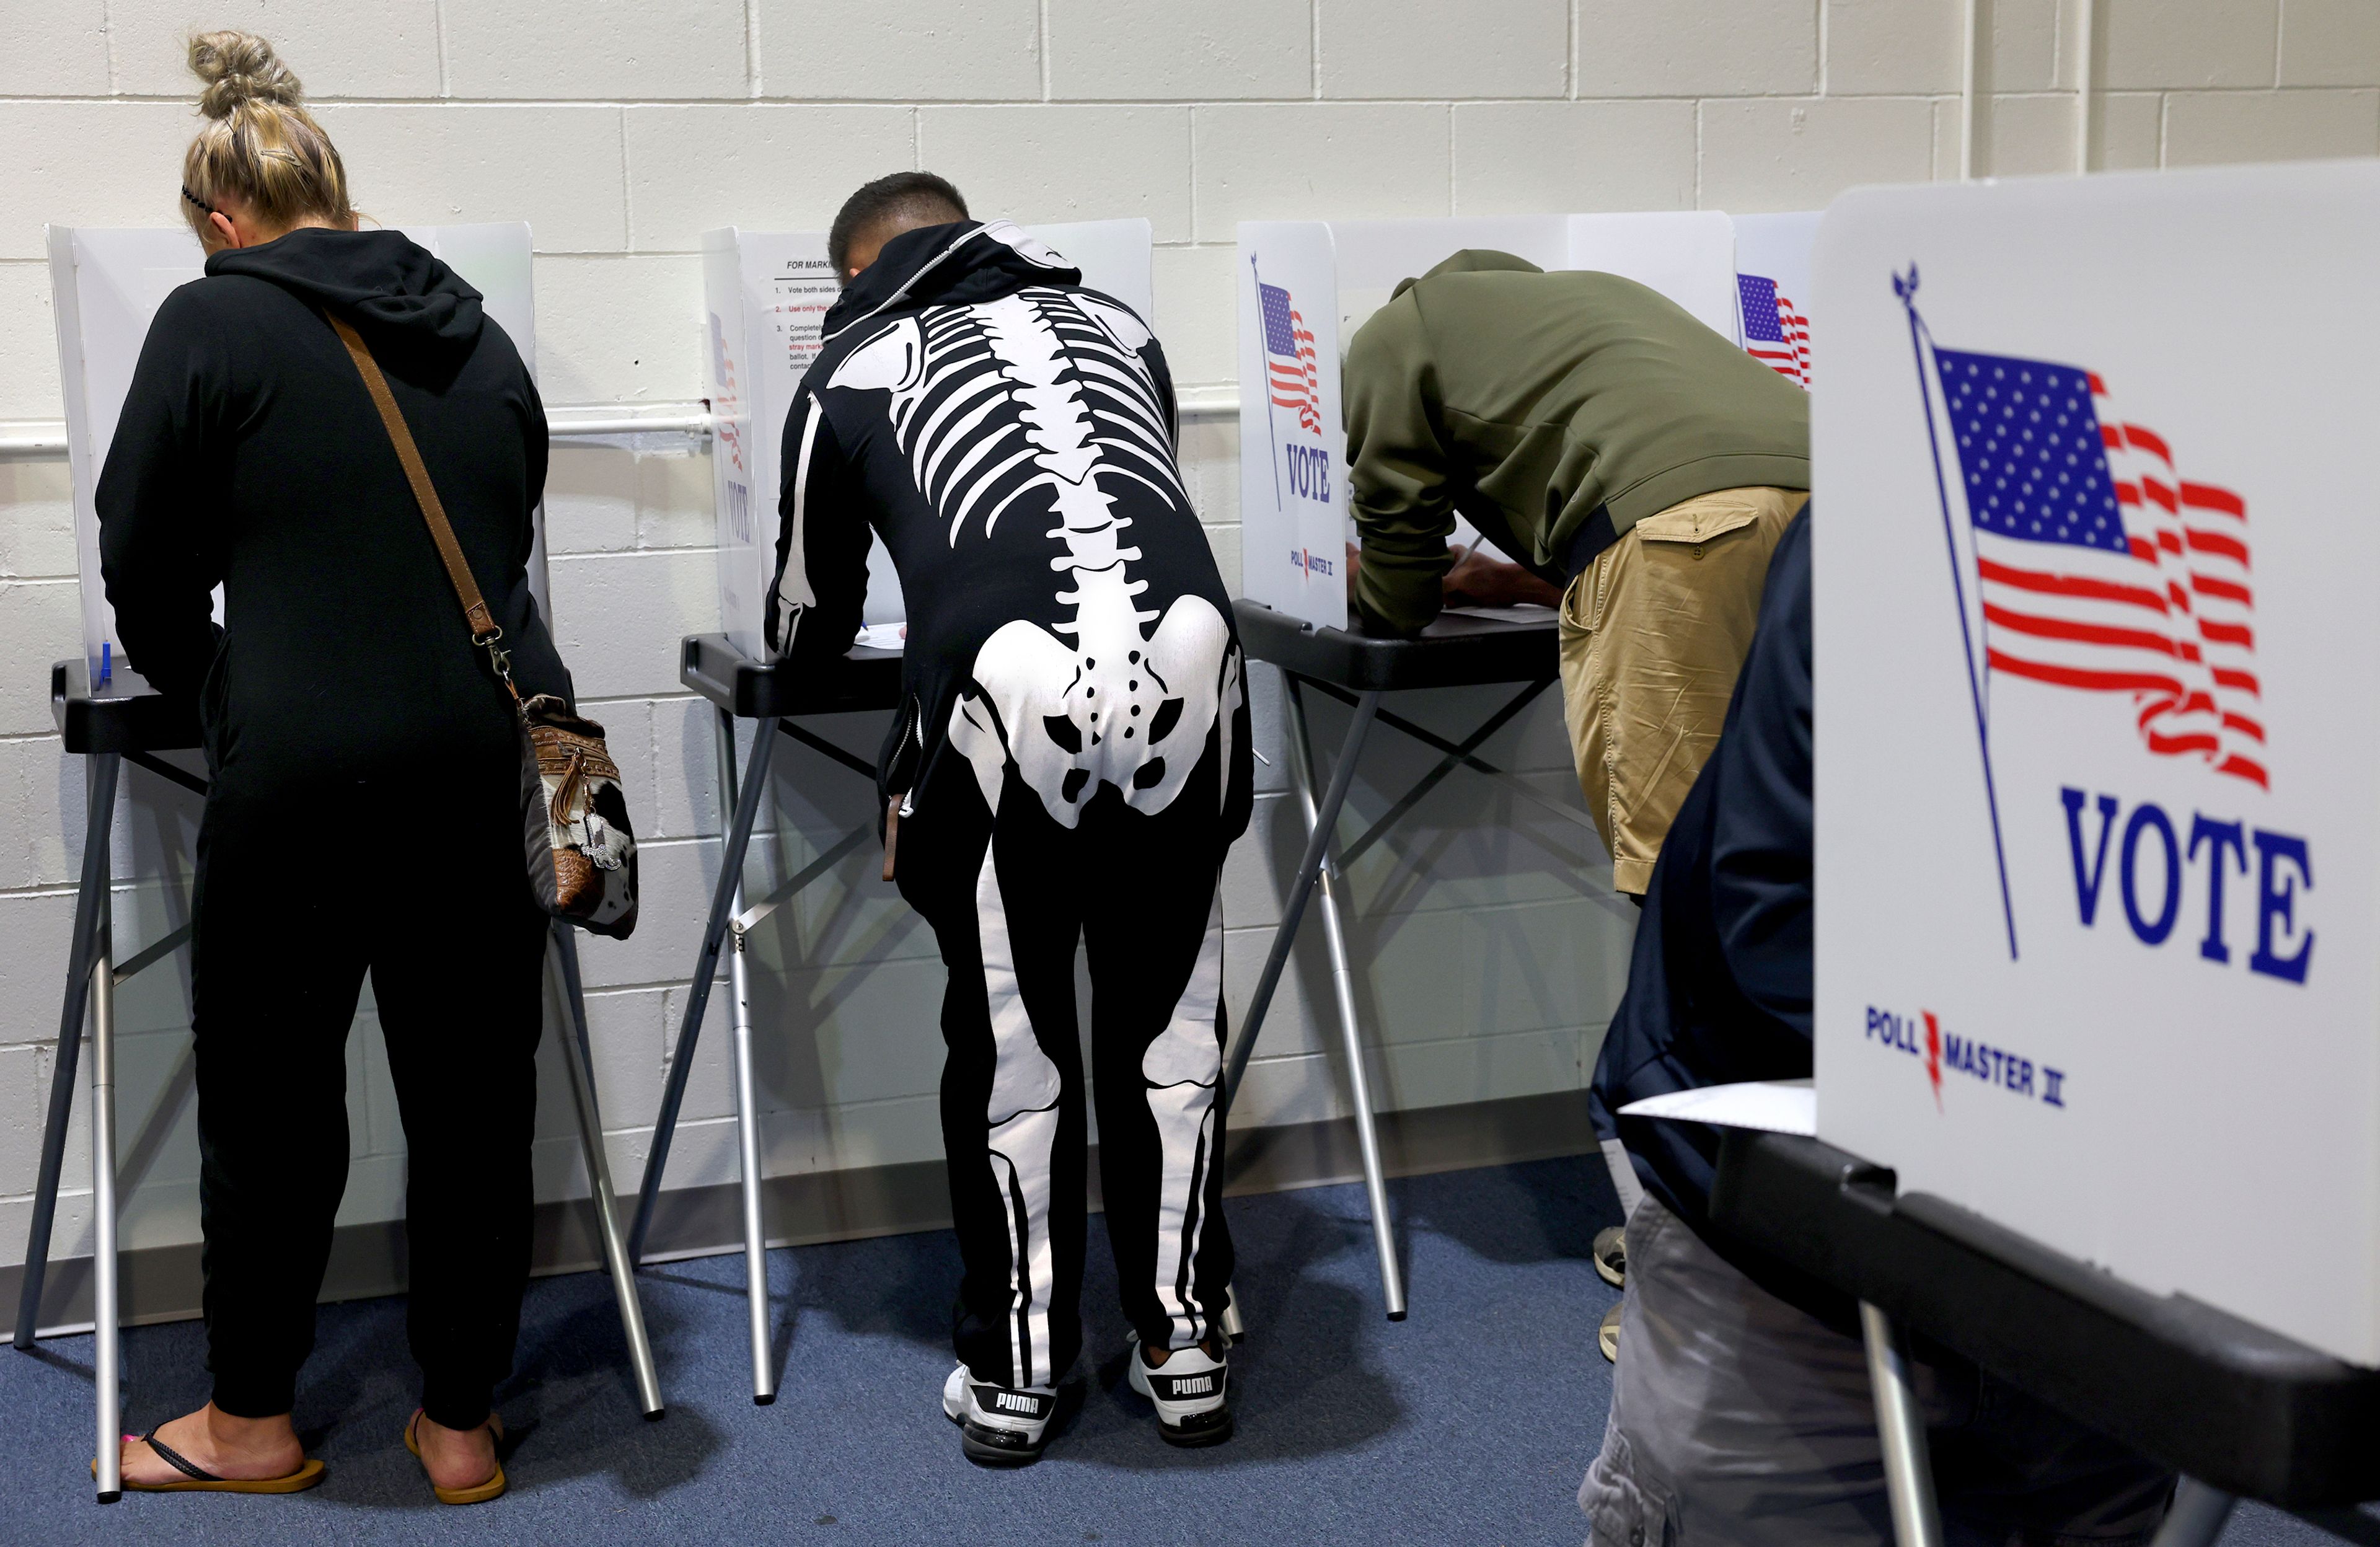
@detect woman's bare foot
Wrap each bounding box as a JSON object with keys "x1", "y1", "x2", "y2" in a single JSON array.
[
  {"x1": 119, "y1": 1404, "x2": 302, "y2": 1486},
  {"x1": 412, "y1": 1411, "x2": 500, "y2": 1492}
]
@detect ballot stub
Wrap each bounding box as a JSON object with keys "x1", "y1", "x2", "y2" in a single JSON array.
[{"x1": 1812, "y1": 161, "x2": 2380, "y2": 1367}]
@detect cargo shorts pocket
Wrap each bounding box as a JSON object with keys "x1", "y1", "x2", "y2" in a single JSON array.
[
  {"x1": 1629, "y1": 495, "x2": 1765, "y2": 555},
  {"x1": 1582, "y1": 1426, "x2": 1675, "y2": 1547}
]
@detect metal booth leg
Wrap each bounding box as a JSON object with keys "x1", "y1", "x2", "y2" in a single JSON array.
[
  {"x1": 1861, "y1": 1302, "x2": 1944, "y2": 1547},
  {"x1": 15, "y1": 752, "x2": 119, "y2": 1355},
  {"x1": 628, "y1": 710, "x2": 779, "y2": 1267},
  {"x1": 2148, "y1": 1479, "x2": 2238, "y2": 1547},
  {"x1": 546, "y1": 927, "x2": 664, "y2": 1419},
  {"x1": 86, "y1": 756, "x2": 125, "y2": 1503},
  {"x1": 1214, "y1": 682, "x2": 1385, "y2": 1333},
  {"x1": 716, "y1": 707, "x2": 777, "y2": 1404},
  {"x1": 1280, "y1": 681, "x2": 1406, "y2": 1320}
]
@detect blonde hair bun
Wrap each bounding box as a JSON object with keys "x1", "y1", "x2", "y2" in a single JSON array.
[
  {"x1": 188, "y1": 30, "x2": 304, "y2": 120},
  {"x1": 178, "y1": 30, "x2": 349, "y2": 239}
]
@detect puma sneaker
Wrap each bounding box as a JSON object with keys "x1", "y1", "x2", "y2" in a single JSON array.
[
  {"x1": 942, "y1": 1364, "x2": 1056, "y2": 1467},
  {"x1": 1126, "y1": 1337, "x2": 1235, "y2": 1447}
]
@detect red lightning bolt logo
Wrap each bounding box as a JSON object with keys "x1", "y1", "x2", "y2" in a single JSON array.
[{"x1": 1923, "y1": 1011, "x2": 1944, "y2": 1111}]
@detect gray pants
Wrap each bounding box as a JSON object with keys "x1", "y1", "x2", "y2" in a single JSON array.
[{"x1": 1580, "y1": 1194, "x2": 2174, "y2": 1547}]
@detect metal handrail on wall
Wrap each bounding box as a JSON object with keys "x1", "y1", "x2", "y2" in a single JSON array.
[{"x1": 0, "y1": 385, "x2": 1241, "y2": 461}]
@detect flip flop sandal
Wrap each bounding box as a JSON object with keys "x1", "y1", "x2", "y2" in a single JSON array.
[
  {"x1": 403, "y1": 1409, "x2": 507, "y2": 1505},
  {"x1": 97, "y1": 1428, "x2": 326, "y2": 1494}
]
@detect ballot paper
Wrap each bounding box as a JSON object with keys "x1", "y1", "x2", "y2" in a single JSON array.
[
  {"x1": 853, "y1": 623, "x2": 906, "y2": 653},
  {"x1": 1442, "y1": 603, "x2": 1556, "y2": 626},
  {"x1": 1618, "y1": 1080, "x2": 1817, "y2": 1137}
]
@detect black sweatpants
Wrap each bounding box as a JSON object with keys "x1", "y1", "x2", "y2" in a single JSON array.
[
  {"x1": 895, "y1": 733, "x2": 1238, "y2": 1391},
  {"x1": 190, "y1": 778, "x2": 547, "y2": 1429}
]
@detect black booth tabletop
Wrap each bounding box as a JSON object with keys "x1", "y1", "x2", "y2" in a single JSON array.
[
  {"x1": 1230, "y1": 598, "x2": 1558, "y2": 692},
  {"x1": 684, "y1": 609, "x2": 1559, "y2": 715},
  {"x1": 1710, "y1": 1129, "x2": 2380, "y2": 1507},
  {"x1": 679, "y1": 633, "x2": 906, "y2": 719},
  {"x1": 51, "y1": 659, "x2": 202, "y2": 756}
]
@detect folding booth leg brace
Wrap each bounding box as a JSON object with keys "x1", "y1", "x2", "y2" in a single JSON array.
[
  {"x1": 546, "y1": 926, "x2": 665, "y2": 1419},
  {"x1": 1219, "y1": 681, "x2": 1406, "y2": 1320},
  {"x1": 1862, "y1": 1302, "x2": 1945, "y2": 1547},
  {"x1": 628, "y1": 708, "x2": 781, "y2": 1404}
]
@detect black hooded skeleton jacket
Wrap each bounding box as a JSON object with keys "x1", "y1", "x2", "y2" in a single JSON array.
[{"x1": 766, "y1": 219, "x2": 1252, "y2": 839}]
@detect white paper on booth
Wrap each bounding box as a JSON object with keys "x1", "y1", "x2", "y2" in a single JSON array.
[
  {"x1": 1620, "y1": 1080, "x2": 1817, "y2": 1137},
  {"x1": 705, "y1": 229, "x2": 841, "y2": 656}
]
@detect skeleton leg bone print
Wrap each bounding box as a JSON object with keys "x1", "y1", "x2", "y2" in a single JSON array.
[
  {"x1": 1139, "y1": 893, "x2": 1227, "y2": 1347},
  {"x1": 974, "y1": 843, "x2": 1064, "y2": 1389}
]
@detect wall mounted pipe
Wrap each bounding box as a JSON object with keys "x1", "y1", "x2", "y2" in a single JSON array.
[
  {"x1": 3, "y1": 386, "x2": 1241, "y2": 461},
  {"x1": 2075, "y1": 0, "x2": 2097, "y2": 173},
  {"x1": 1962, "y1": 0, "x2": 1982, "y2": 180}
]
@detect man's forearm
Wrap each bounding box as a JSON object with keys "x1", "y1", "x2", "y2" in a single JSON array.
[{"x1": 1351, "y1": 540, "x2": 1450, "y2": 636}]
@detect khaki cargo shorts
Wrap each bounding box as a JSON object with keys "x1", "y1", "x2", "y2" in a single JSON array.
[{"x1": 1558, "y1": 486, "x2": 1807, "y2": 895}]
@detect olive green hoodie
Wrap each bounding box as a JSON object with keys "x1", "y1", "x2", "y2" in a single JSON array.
[{"x1": 1343, "y1": 249, "x2": 1810, "y2": 637}]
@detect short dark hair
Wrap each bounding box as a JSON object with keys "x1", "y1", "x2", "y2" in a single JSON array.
[{"x1": 829, "y1": 171, "x2": 969, "y2": 278}]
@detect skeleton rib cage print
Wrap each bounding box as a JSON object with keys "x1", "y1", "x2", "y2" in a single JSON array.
[{"x1": 818, "y1": 276, "x2": 1239, "y2": 832}]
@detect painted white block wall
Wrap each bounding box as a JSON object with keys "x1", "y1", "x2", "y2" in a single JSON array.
[{"x1": 3, "y1": 0, "x2": 2376, "y2": 1264}]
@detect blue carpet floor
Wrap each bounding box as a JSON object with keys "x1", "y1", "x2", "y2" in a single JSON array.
[{"x1": 2, "y1": 1158, "x2": 2371, "y2": 1545}]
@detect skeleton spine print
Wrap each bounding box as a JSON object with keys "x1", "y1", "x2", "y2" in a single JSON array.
[{"x1": 829, "y1": 285, "x2": 1238, "y2": 831}]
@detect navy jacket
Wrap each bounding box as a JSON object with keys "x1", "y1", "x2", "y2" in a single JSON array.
[{"x1": 1589, "y1": 509, "x2": 1829, "y2": 1307}]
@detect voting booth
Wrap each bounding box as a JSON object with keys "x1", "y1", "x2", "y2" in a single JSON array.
[
  {"x1": 703, "y1": 219, "x2": 1156, "y2": 658},
  {"x1": 1812, "y1": 161, "x2": 2380, "y2": 1370},
  {"x1": 49, "y1": 223, "x2": 547, "y2": 693},
  {"x1": 1233, "y1": 213, "x2": 1742, "y2": 629}
]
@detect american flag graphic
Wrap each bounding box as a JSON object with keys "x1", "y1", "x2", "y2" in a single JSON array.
[
  {"x1": 1926, "y1": 343, "x2": 2265, "y2": 788},
  {"x1": 1739, "y1": 273, "x2": 1810, "y2": 387},
  {"x1": 1258, "y1": 278, "x2": 1323, "y2": 436}
]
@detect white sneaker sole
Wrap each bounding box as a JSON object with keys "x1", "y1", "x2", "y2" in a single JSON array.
[{"x1": 1127, "y1": 1359, "x2": 1235, "y2": 1448}]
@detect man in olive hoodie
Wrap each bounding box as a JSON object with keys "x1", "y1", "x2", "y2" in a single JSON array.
[{"x1": 1342, "y1": 250, "x2": 1810, "y2": 898}]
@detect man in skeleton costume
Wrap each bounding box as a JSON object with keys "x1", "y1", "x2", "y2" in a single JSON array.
[{"x1": 767, "y1": 183, "x2": 1253, "y2": 1466}]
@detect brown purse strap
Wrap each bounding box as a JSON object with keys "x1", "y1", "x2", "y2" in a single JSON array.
[{"x1": 328, "y1": 312, "x2": 518, "y2": 695}]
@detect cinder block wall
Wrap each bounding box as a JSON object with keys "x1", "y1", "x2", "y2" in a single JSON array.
[{"x1": 4, "y1": 1, "x2": 2374, "y2": 1265}]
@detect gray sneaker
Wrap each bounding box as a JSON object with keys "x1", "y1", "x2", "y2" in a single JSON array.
[{"x1": 1594, "y1": 1225, "x2": 1627, "y2": 1287}]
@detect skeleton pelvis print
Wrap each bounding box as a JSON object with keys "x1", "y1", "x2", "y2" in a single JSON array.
[{"x1": 831, "y1": 287, "x2": 1234, "y2": 827}]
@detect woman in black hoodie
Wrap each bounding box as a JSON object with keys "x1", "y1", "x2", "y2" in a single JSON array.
[{"x1": 94, "y1": 33, "x2": 568, "y2": 1502}]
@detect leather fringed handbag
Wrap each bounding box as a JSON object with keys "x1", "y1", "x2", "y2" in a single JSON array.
[{"x1": 330, "y1": 312, "x2": 640, "y2": 938}]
